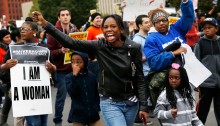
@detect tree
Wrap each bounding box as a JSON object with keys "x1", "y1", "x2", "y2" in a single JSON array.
[
  {"x1": 28, "y1": 0, "x2": 40, "y2": 17},
  {"x1": 168, "y1": 0, "x2": 220, "y2": 17},
  {"x1": 38, "y1": 0, "x2": 97, "y2": 28}
]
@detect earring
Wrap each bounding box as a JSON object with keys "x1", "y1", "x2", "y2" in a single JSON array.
[{"x1": 33, "y1": 34, "x2": 36, "y2": 37}]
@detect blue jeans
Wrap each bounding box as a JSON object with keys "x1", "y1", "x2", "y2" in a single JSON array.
[
  {"x1": 100, "y1": 98, "x2": 139, "y2": 126},
  {"x1": 25, "y1": 114, "x2": 48, "y2": 126},
  {"x1": 53, "y1": 73, "x2": 68, "y2": 124}
]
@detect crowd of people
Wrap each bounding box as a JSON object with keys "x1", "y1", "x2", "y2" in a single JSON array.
[{"x1": 0, "y1": 0, "x2": 220, "y2": 126}]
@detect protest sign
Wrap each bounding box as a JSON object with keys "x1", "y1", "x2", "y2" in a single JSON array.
[
  {"x1": 64, "y1": 32, "x2": 87, "y2": 64},
  {"x1": 10, "y1": 45, "x2": 52, "y2": 117},
  {"x1": 113, "y1": 2, "x2": 123, "y2": 16},
  {"x1": 182, "y1": 44, "x2": 212, "y2": 87},
  {"x1": 123, "y1": 0, "x2": 165, "y2": 21}
]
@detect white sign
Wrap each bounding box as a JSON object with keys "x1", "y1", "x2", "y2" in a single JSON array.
[
  {"x1": 11, "y1": 64, "x2": 52, "y2": 117},
  {"x1": 16, "y1": 20, "x2": 25, "y2": 28},
  {"x1": 123, "y1": 0, "x2": 165, "y2": 21},
  {"x1": 182, "y1": 44, "x2": 212, "y2": 87},
  {"x1": 10, "y1": 45, "x2": 52, "y2": 117}
]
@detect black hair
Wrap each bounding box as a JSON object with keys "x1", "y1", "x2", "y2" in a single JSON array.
[
  {"x1": 25, "y1": 17, "x2": 33, "y2": 22},
  {"x1": 101, "y1": 14, "x2": 126, "y2": 41},
  {"x1": 23, "y1": 21, "x2": 38, "y2": 31},
  {"x1": 57, "y1": 7, "x2": 71, "y2": 17},
  {"x1": 198, "y1": 13, "x2": 206, "y2": 20},
  {"x1": 135, "y1": 15, "x2": 148, "y2": 30},
  {"x1": 10, "y1": 28, "x2": 21, "y2": 42},
  {"x1": 164, "y1": 67, "x2": 194, "y2": 109}
]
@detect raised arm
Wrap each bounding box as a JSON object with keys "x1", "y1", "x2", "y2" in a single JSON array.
[
  {"x1": 173, "y1": 0, "x2": 194, "y2": 36},
  {"x1": 32, "y1": 11, "x2": 98, "y2": 54}
]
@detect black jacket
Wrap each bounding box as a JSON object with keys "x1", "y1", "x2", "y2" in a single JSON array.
[
  {"x1": 66, "y1": 52, "x2": 100, "y2": 124},
  {"x1": 45, "y1": 23, "x2": 148, "y2": 112},
  {"x1": 194, "y1": 36, "x2": 220, "y2": 88}
]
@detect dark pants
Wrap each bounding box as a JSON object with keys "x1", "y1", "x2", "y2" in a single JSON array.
[
  {"x1": 197, "y1": 87, "x2": 220, "y2": 125},
  {"x1": 135, "y1": 76, "x2": 151, "y2": 123},
  {"x1": 0, "y1": 84, "x2": 11, "y2": 124},
  {"x1": 25, "y1": 114, "x2": 48, "y2": 126},
  {"x1": 53, "y1": 72, "x2": 68, "y2": 124}
]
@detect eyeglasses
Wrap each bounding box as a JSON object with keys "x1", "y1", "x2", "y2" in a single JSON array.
[
  {"x1": 19, "y1": 27, "x2": 32, "y2": 32},
  {"x1": 169, "y1": 77, "x2": 181, "y2": 80},
  {"x1": 154, "y1": 18, "x2": 168, "y2": 24}
]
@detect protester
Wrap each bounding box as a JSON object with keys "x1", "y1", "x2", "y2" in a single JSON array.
[
  {"x1": 194, "y1": 18, "x2": 220, "y2": 125},
  {"x1": 10, "y1": 28, "x2": 22, "y2": 44},
  {"x1": 0, "y1": 21, "x2": 56, "y2": 126},
  {"x1": 9, "y1": 27, "x2": 26, "y2": 126},
  {"x1": 32, "y1": 12, "x2": 149, "y2": 126},
  {"x1": 66, "y1": 51, "x2": 100, "y2": 126},
  {"x1": 143, "y1": 0, "x2": 194, "y2": 109},
  {"x1": 86, "y1": 12, "x2": 103, "y2": 80},
  {"x1": 133, "y1": 14, "x2": 153, "y2": 125},
  {"x1": 0, "y1": 29, "x2": 11, "y2": 126},
  {"x1": 154, "y1": 63, "x2": 204, "y2": 126},
  {"x1": 185, "y1": 19, "x2": 203, "y2": 50},
  {"x1": 46, "y1": 7, "x2": 78, "y2": 126},
  {"x1": 86, "y1": 12, "x2": 103, "y2": 40},
  {"x1": 144, "y1": 0, "x2": 194, "y2": 71},
  {"x1": 0, "y1": 29, "x2": 11, "y2": 64}
]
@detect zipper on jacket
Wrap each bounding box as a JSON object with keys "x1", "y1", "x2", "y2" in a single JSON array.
[
  {"x1": 125, "y1": 81, "x2": 134, "y2": 92},
  {"x1": 102, "y1": 70, "x2": 105, "y2": 86},
  {"x1": 128, "y1": 45, "x2": 131, "y2": 56}
]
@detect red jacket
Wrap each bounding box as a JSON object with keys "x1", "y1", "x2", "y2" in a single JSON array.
[
  {"x1": 186, "y1": 22, "x2": 200, "y2": 47},
  {"x1": 47, "y1": 21, "x2": 78, "y2": 73}
]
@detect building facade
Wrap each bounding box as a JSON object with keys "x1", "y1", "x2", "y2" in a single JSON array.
[
  {"x1": 0, "y1": 0, "x2": 32, "y2": 22},
  {"x1": 97, "y1": 0, "x2": 123, "y2": 15}
]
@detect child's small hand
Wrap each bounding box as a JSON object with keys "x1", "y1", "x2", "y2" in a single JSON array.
[
  {"x1": 171, "y1": 108, "x2": 177, "y2": 118},
  {"x1": 72, "y1": 64, "x2": 80, "y2": 76}
]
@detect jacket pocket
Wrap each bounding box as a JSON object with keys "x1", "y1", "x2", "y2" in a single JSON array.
[{"x1": 125, "y1": 80, "x2": 134, "y2": 93}]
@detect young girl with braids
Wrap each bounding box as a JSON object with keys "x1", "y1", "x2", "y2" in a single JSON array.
[{"x1": 154, "y1": 63, "x2": 204, "y2": 126}]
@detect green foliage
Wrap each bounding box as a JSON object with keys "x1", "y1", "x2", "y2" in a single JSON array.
[
  {"x1": 28, "y1": 0, "x2": 40, "y2": 17},
  {"x1": 38, "y1": 0, "x2": 97, "y2": 28},
  {"x1": 168, "y1": 0, "x2": 220, "y2": 17}
]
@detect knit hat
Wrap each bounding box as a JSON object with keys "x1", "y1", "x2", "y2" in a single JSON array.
[
  {"x1": 201, "y1": 18, "x2": 218, "y2": 27},
  {"x1": 91, "y1": 13, "x2": 101, "y2": 22},
  {"x1": 0, "y1": 29, "x2": 10, "y2": 41},
  {"x1": 149, "y1": 8, "x2": 169, "y2": 24}
]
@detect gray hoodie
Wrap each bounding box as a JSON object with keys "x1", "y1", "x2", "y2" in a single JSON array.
[{"x1": 194, "y1": 35, "x2": 220, "y2": 88}]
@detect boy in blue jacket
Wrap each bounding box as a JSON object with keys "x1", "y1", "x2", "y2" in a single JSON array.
[{"x1": 65, "y1": 51, "x2": 100, "y2": 126}]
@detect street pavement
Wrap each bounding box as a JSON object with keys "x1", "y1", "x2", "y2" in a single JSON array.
[{"x1": 4, "y1": 86, "x2": 218, "y2": 126}]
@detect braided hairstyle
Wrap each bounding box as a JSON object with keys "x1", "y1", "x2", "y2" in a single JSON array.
[{"x1": 164, "y1": 66, "x2": 194, "y2": 109}]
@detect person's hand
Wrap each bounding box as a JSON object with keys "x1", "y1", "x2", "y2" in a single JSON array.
[
  {"x1": 32, "y1": 11, "x2": 48, "y2": 27},
  {"x1": 172, "y1": 47, "x2": 187, "y2": 56},
  {"x1": 121, "y1": 0, "x2": 126, "y2": 11},
  {"x1": 171, "y1": 108, "x2": 177, "y2": 118},
  {"x1": 129, "y1": 21, "x2": 135, "y2": 35},
  {"x1": 72, "y1": 64, "x2": 80, "y2": 76},
  {"x1": 3, "y1": 59, "x2": 18, "y2": 70},
  {"x1": 45, "y1": 60, "x2": 56, "y2": 73},
  {"x1": 60, "y1": 47, "x2": 70, "y2": 53},
  {"x1": 194, "y1": 87, "x2": 200, "y2": 92},
  {"x1": 139, "y1": 111, "x2": 149, "y2": 125}
]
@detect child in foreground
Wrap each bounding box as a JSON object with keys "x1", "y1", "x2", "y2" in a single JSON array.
[
  {"x1": 154, "y1": 63, "x2": 204, "y2": 126},
  {"x1": 65, "y1": 51, "x2": 100, "y2": 126}
]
